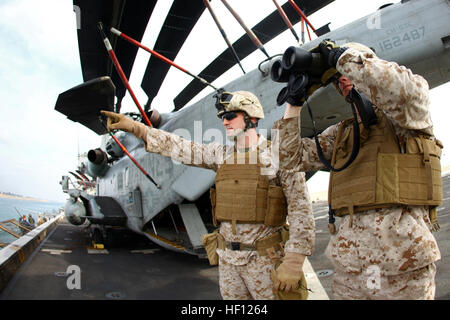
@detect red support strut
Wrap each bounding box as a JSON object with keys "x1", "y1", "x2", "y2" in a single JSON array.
[{"x1": 98, "y1": 22, "x2": 152, "y2": 127}]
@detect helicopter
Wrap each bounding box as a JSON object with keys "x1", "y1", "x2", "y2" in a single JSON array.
[{"x1": 55, "y1": 0, "x2": 450, "y2": 257}]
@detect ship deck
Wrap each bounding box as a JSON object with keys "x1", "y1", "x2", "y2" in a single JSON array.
[{"x1": 1, "y1": 174, "x2": 449, "y2": 300}]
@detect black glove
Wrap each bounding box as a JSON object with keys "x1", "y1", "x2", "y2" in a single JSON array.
[
  {"x1": 285, "y1": 82, "x2": 322, "y2": 106},
  {"x1": 309, "y1": 40, "x2": 347, "y2": 85},
  {"x1": 286, "y1": 94, "x2": 306, "y2": 106},
  {"x1": 285, "y1": 72, "x2": 322, "y2": 106},
  {"x1": 316, "y1": 40, "x2": 348, "y2": 69}
]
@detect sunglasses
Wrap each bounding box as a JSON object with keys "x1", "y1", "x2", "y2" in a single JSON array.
[{"x1": 221, "y1": 111, "x2": 238, "y2": 121}]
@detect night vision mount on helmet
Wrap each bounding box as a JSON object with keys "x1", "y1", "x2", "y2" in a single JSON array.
[{"x1": 214, "y1": 90, "x2": 265, "y2": 130}]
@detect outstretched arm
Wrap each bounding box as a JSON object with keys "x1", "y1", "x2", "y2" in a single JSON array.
[{"x1": 101, "y1": 110, "x2": 225, "y2": 171}]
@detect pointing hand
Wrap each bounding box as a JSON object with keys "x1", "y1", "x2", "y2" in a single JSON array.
[
  {"x1": 100, "y1": 110, "x2": 148, "y2": 140},
  {"x1": 100, "y1": 110, "x2": 135, "y2": 133}
]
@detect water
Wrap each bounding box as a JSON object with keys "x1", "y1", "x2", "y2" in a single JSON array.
[{"x1": 0, "y1": 197, "x2": 64, "y2": 245}]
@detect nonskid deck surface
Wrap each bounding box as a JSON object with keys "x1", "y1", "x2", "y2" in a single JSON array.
[
  {"x1": 2, "y1": 173, "x2": 450, "y2": 300},
  {"x1": 1, "y1": 222, "x2": 220, "y2": 300}
]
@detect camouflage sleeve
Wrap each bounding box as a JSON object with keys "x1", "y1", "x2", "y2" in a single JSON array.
[
  {"x1": 272, "y1": 116, "x2": 338, "y2": 172},
  {"x1": 336, "y1": 47, "x2": 433, "y2": 131},
  {"x1": 143, "y1": 127, "x2": 226, "y2": 171},
  {"x1": 278, "y1": 169, "x2": 315, "y2": 256}
]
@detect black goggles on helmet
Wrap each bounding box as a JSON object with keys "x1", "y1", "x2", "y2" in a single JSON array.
[
  {"x1": 214, "y1": 91, "x2": 234, "y2": 113},
  {"x1": 220, "y1": 111, "x2": 238, "y2": 121}
]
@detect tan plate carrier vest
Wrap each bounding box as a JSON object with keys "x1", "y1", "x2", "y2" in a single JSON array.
[
  {"x1": 210, "y1": 149, "x2": 288, "y2": 234},
  {"x1": 329, "y1": 108, "x2": 443, "y2": 220}
]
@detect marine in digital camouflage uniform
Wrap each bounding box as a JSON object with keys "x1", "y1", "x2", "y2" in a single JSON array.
[
  {"x1": 272, "y1": 42, "x2": 442, "y2": 300},
  {"x1": 101, "y1": 91, "x2": 315, "y2": 300}
]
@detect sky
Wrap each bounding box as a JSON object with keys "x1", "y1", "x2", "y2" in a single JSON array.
[{"x1": 0, "y1": 0, "x2": 448, "y2": 202}]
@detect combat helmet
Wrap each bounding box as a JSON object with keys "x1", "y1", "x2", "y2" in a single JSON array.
[
  {"x1": 342, "y1": 42, "x2": 377, "y2": 57},
  {"x1": 215, "y1": 90, "x2": 264, "y2": 130}
]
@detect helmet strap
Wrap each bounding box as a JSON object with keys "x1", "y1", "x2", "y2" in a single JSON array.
[{"x1": 243, "y1": 113, "x2": 257, "y2": 131}]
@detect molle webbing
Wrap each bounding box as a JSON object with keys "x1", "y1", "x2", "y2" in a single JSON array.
[
  {"x1": 215, "y1": 163, "x2": 268, "y2": 226},
  {"x1": 211, "y1": 150, "x2": 287, "y2": 232},
  {"x1": 330, "y1": 109, "x2": 443, "y2": 216}
]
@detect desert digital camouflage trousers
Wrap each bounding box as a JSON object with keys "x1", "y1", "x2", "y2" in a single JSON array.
[
  {"x1": 218, "y1": 254, "x2": 276, "y2": 300},
  {"x1": 332, "y1": 263, "x2": 436, "y2": 300}
]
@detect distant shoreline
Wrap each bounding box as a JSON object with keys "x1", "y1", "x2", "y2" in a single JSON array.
[{"x1": 0, "y1": 193, "x2": 48, "y2": 202}]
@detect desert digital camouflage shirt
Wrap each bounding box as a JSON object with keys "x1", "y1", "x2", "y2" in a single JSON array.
[
  {"x1": 142, "y1": 130, "x2": 315, "y2": 265},
  {"x1": 272, "y1": 47, "x2": 441, "y2": 276}
]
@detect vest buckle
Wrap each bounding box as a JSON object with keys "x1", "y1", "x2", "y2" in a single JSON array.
[{"x1": 231, "y1": 242, "x2": 240, "y2": 250}]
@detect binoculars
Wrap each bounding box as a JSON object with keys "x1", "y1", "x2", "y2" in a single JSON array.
[{"x1": 271, "y1": 46, "x2": 326, "y2": 105}]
